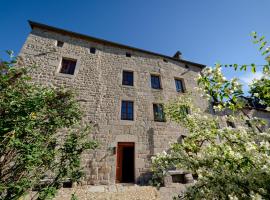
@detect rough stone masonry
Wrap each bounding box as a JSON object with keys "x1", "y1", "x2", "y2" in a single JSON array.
[{"x1": 18, "y1": 21, "x2": 270, "y2": 188}]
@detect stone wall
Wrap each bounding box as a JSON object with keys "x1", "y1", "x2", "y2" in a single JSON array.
[{"x1": 18, "y1": 26, "x2": 210, "y2": 185}]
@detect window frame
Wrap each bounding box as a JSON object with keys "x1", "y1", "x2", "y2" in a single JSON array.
[
  {"x1": 121, "y1": 100, "x2": 134, "y2": 121},
  {"x1": 153, "y1": 103, "x2": 166, "y2": 122},
  {"x1": 59, "y1": 58, "x2": 77, "y2": 75},
  {"x1": 56, "y1": 40, "x2": 64, "y2": 47},
  {"x1": 175, "y1": 78, "x2": 185, "y2": 93},
  {"x1": 151, "y1": 74, "x2": 162, "y2": 89},
  {"x1": 122, "y1": 70, "x2": 134, "y2": 86}
]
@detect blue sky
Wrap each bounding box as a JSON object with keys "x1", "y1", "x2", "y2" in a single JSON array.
[{"x1": 1, "y1": 0, "x2": 269, "y2": 91}]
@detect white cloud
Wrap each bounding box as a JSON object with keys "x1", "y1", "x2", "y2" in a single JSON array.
[{"x1": 240, "y1": 71, "x2": 263, "y2": 85}]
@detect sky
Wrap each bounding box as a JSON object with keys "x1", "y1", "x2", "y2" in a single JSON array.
[{"x1": 1, "y1": 0, "x2": 269, "y2": 92}]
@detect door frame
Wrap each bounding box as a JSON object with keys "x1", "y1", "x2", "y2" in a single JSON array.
[{"x1": 116, "y1": 142, "x2": 135, "y2": 183}]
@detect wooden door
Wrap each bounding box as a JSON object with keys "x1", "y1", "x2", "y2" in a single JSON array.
[{"x1": 116, "y1": 142, "x2": 135, "y2": 183}]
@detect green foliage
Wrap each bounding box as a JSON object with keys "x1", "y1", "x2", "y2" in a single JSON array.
[
  {"x1": 151, "y1": 33, "x2": 270, "y2": 199},
  {"x1": 249, "y1": 77, "x2": 270, "y2": 107},
  {"x1": 0, "y1": 53, "x2": 97, "y2": 200},
  {"x1": 152, "y1": 97, "x2": 270, "y2": 199},
  {"x1": 197, "y1": 64, "x2": 244, "y2": 111}
]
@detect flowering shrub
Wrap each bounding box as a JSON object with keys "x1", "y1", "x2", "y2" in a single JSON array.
[
  {"x1": 0, "y1": 52, "x2": 98, "y2": 200},
  {"x1": 150, "y1": 34, "x2": 270, "y2": 199}
]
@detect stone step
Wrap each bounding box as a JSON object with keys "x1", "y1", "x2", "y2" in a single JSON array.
[{"x1": 54, "y1": 184, "x2": 160, "y2": 200}]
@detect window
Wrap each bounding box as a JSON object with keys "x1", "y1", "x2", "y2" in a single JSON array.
[
  {"x1": 59, "y1": 58, "x2": 77, "y2": 75},
  {"x1": 226, "y1": 121, "x2": 236, "y2": 128},
  {"x1": 163, "y1": 59, "x2": 168, "y2": 63},
  {"x1": 126, "y1": 53, "x2": 131, "y2": 57},
  {"x1": 121, "y1": 101, "x2": 134, "y2": 120},
  {"x1": 151, "y1": 75, "x2": 161, "y2": 89},
  {"x1": 175, "y1": 79, "x2": 185, "y2": 93},
  {"x1": 153, "y1": 104, "x2": 165, "y2": 122},
  {"x1": 180, "y1": 105, "x2": 190, "y2": 116},
  {"x1": 90, "y1": 47, "x2": 96, "y2": 54},
  {"x1": 178, "y1": 135, "x2": 186, "y2": 144},
  {"x1": 245, "y1": 120, "x2": 252, "y2": 128},
  {"x1": 56, "y1": 41, "x2": 64, "y2": 47},
  {"x1": 185, "y1": 64, "x2": 189, "y2": 69},
  {"x1": 122, "y1": 71, "x2": 133, "y2": 86}
]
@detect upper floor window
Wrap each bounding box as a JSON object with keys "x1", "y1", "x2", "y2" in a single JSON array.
[
  {"x1": 121, "y1": 101, "x2": 134, "y2": 120},
  {"x1": 181, "y1": 105, "x2": 190, "y2": 116},
  {"x1": 153, "y1": 104, "x2": 165, "y2": 122},
  {"x1": 59, "y1": 58, "x2": 77, "y2": 75},
  {"x1": 90, "y1": 47, "x2": 96, "y2": 54},
  {"x1": 175, "y1": 79, "x2": 185, "y2": 93},
  {"x1": 226, "y1": 121, "x2": 236, "y2": 128},
  {"x1": 126, "y1": 52, "x2": 131, "y2": 57},
  {"x1": 122, "y1": 71, "x2": 133, "y2": 86},
  {"x1": 56, "y1": 40, "x2": 64, "y2": 47},
  {"x1": 245, "y1": 120, "x2": 252, "y2": 128},
  {"x1": 151, "y1": 74, "x2": 161, "y2": 89}
]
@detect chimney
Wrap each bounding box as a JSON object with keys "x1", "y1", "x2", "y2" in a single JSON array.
[{"x1": 173, "y1": 51, "x2": 182, "y2": 60}]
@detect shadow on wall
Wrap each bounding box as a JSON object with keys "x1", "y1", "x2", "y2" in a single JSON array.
[
  {"x1": 147, "y1": 128, "x2": 154, "y2": 156},
  {"x1": 136, "y1": 172, "x2": 153, "y2": 186}
]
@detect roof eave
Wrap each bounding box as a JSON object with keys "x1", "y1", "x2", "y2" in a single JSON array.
[{"x1": 28, "y1": 20, "x2": 206, "y2": 69}]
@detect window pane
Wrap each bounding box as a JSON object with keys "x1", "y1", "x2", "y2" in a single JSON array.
[
  {"x1": 60, "y1": 58, "x2": 76, "y2": 75},
  {"x1": 151, "y1": 75, "x2": 161, "y2": 89},
  {"x1": 153, "y1": 104, "x2": 165, "y2": 122},
  {"x1": 175, "y1": 79, "x2": 184, "y2": 92},
  {"x1": 122, "y1": 71, "x2": 133, "y2": 86},
  {"x1": 121, "y1": 101, "x2": 133, "y2": 120}
]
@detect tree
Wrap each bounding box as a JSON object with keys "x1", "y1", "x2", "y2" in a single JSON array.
[
  {"x1": 150, "y1": 34, "x2": 270, "y2": 199},
  {"x1": 0, "y1": 52, "x2": 97, "y2": 200}
]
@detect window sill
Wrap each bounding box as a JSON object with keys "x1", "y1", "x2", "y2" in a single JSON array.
[
  {"x1": 154, "y1": 120, "x2": 166, "y2": 123},
  {"x1": 55, "y1": 72, "x2": 75, "y2": 78},
  {"x1": 120, "y1": 120, "x2": 135, "y2": 125},
  {"x1": 151, "y1": 88, "x2": 163, "y2": 91},
  {"x1": 122, "y1": 85, "x2": 135, "y2": 88}
]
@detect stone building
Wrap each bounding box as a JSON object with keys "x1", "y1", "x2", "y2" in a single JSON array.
[
  {"x1": 19, "y1": 21, "x2": 208, "y2": 185},
  {"x1": 19, "y1": 21, "x2": 269, "y2": 187}
]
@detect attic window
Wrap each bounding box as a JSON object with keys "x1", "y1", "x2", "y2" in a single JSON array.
[
  {"x1": 56, "y1": 41, "x2": 64, "y2": 47},
  {"x1": 163, "y1": 59, "x2": 168, "y2": 63},
  {"x1": 90, "y1": 47, "x2": 96, "y2": 54},
  {"x1": 185, "y1": 64, "x2": 189, "y2": 69},
  {"x1": 126, "y1": 53, "x2": 131, "y2": 57}
]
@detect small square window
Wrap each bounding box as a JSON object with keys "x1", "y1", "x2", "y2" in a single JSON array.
[
  {"x1": 226, "y1": 121, "x2": 236, "y2": 128},
  {"x1": 151, "y1": 74, "x2": 161, "y2": 89},
  {"x1": 178, "y1": 135, "x2": 186, "y2": 144},
  {"x1": 59, "y1": 58, "x2": 77, "y2": 75},
  {"x1": 90, "y1": 47, "x2": 96, "y2": 54},
  {"x1": 180, "y1": 105, "x2": 190, "y2": 116},
  {"x1": 185, "y1": 64, "x2": 189, "y2": 69},
  {"x1": 153, "y1": 104, "x2": 165, "y2": 122},
  {"x1": 122, "y1": 71, "x2": 133, "y2": 86},
  {"x1": 175, "y1": 79, "x2": 185, "y2": 93},
  {"x1": 126, "y1": 53, "x2": 131, "y2": 57},
  {"x1": 245, "y1": 120, "x2": 252, "y2": 128},
  {"x1": 56, "y1": 41, "x2": 64, "y2": 47},
  {"x1": 163, "y1": 59, "x2": 168, "y2": 63},
  {"x1": 121, "y1": 101, "x2": 134, "y2": 120}
]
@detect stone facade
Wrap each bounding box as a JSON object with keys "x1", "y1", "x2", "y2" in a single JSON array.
[
  {"x1": 19, "y1": 21, "x2": 208, "y2": 186},
  {"x1": 19, "y1": 21, "x2": 270, "y2": 187}
]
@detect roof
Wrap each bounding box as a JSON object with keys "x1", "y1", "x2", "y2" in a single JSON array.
[
  {"x1": 28, "y1": 20, "x2": 206, "y2": 69},
  {"x1": 240, "y1": 96, "x2": 268, "y2": 112}
]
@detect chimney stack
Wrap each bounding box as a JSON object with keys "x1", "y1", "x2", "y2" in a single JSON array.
[{"x1": 173, "y1": 51, "x2": 182, "y2": 60}]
